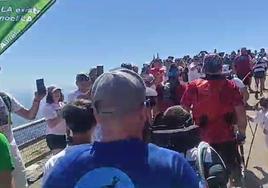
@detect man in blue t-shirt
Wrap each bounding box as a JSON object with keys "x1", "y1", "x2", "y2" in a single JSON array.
[{"x1": 43, "y1": 69, "x2": 199, "y2": 188}]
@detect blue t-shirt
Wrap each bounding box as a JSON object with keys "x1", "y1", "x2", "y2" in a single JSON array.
[{"x1": 43, "y1": 139, "x2": 199, "y2": 188}]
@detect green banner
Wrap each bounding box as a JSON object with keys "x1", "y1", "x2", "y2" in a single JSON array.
[{"x1": 0, "y1": 0, "x2": 55, "y2": 55}]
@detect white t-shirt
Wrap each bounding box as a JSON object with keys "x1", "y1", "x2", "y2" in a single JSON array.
[
  {"x1": 253, "y1": 110, "x2": 268, "y2": 148},
  {"x1": 42, "y1": 144, "x2": 91, "y2": 186},
  {"x1": 42, "y1": 102, "x2": 66, "y2": 135},
  {"x1": 67, "y1": 90, "x2": 87, "y2": 103},
  {"x1": 188, "y1": 68, "x2": 203, "y2": 82},
  {"x1": 0, "y1": 92, "x2": 27, "y2": 188},
  {"x1": 253, "y1": 110, "x2": 268, "y2": 131},
  {"x1": 232, "y1": 77, "x2": 246, "y2": 91}
]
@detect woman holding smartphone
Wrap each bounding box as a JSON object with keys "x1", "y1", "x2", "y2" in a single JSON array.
[{"x1": 42, "y1": 86, "x2": 67, "y2": 154}]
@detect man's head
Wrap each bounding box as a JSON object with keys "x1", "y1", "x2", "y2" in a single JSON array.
[
  {"x1": 231, "y1": 51, "x2": 236, "y2": 57},
  {"x1": 141, "y1": 63, "x2": 150, "y2": 75},
  {"x1": 260, "y1": 48, "x2": 265, "y2": 53},
  {"x1": 121, "y1": 63, "x2": 133, "y2": 70},
  {"x1": 168, "y1": 56, "x2": 174, "y2": 61},
  {"x1": 76, "y1": 73, "x2": 91, "y2": 93},
  {"x1": 259, "y1": 97, "x2": 268, "y2": 110},
  {"x1": 132, "y1": 65, "x2": 139, "y2": 73},
  {"x1": 241, "y1": 47, "x2": 248, "y2": 55},
  {"x1": 260, "y1": 48, "x2": 266, "y2": 57},
  {"x1": 202, "y1": 54, "x2": 223, "y2": 75},
  {"x1": 61, "y1": 99, "x2": 96, "y2": 144},
  {"x1": 168, "y1": 64, "x2": 179, "y2": 80},
  {"x1": 89, "y1": 68, "x2": 98, "y2": 83},
  {"x1": 91, "y1": 69, "x2": 147, "y2": 141},
  {"x1": 218, "y1": 52, "x2": 225, "y2": 57},
  {"x1": 152, "y1": 58, "x2": 162, "y2": 69}
]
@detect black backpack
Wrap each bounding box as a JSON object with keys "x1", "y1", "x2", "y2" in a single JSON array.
[{"x1": 162, "y1": 81, "x2": 178, "y2": 104}]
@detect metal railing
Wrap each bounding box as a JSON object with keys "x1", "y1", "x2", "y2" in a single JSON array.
[{"x1": 13, "y1": 118, "x2": 50, "y2": 167}]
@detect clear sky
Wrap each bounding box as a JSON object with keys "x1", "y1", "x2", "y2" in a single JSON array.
[{"x1": 0, "y1": 0, "x2": 268, "y2": 92}]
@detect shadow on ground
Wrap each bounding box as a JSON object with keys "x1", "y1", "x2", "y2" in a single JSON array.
[{"x1": 244, "y1": 167, "x2": 268, "y2": 188}]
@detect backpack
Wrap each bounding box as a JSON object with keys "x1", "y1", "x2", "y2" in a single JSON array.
[
  {"x1": 0, "y1": 92, "x2": 12, "y2": 125},
  {"x1": 162, "y1": 81, "x2": 177, "y2": 104},
  {"x1": 189, "y1": 79, "x2": 236, "y2": 127},
  {"x1": 196, "y1": 142, "x2": 228, "y2": 187}
]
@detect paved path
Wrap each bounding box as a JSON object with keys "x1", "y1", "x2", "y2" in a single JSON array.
[
  {"x1": 30, "y1": 82, "x2": 268, "y2": 188},
  {"x1": 243, "y1": 87, "x2": 268, "y2": 188}
]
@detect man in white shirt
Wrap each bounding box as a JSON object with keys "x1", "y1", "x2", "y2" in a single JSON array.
[
  {"x1": 188, "y1": 62, "x2": 203, "y2": 82},
  {"x1": 67, "y1": 73, "x2": 92, "y2": 103},
  {"x1": 222, "y1": 64, "x2": 249, "y2": 104},
  {"x1": 0, "y1": 91, "x2": 45, "y2": 188}
]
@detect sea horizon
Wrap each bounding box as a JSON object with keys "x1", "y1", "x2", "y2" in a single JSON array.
[{"x1": 5, "y1": 86, "x2": 77, "y2": 127}]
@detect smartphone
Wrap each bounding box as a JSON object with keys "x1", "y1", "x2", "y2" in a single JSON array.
[
  {"x1": 96, "y1": 65, "x2": 104, "y2": 76},
  {"x1": 36, "y1": 79, "x2": 46, "y2": 95}
]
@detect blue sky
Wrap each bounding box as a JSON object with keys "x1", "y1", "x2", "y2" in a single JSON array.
[{"x1": 1, "y1": 0, "x2": 268, "y2": 92}]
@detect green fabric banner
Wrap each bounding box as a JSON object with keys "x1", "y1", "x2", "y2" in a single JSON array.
[{"x1": 0, "y1": 0, "x2": 55, "y2": 55}]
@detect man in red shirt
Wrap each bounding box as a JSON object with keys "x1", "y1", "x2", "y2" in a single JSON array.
[
  {"x1": 181, "y1": 54, "x2": 247, "y2": 185},
  {"x1": 233, "y1": 48, "x2": 253, "y2": 91},
  {"x1": 156, "y1": 64, "x2": 186, "y2": 113}
]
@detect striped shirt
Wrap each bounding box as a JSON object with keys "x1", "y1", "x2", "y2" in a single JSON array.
[{"x1": 254, "y1": 58, "x2": 268, "y2": 73}]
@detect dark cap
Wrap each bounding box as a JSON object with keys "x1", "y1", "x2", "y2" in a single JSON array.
[
  {"x1": 202, "y1": 54, "x2": 223, "y2": 75},
  {"x1": 76, "y1": 73, "x2": 90, "y2": 82}
]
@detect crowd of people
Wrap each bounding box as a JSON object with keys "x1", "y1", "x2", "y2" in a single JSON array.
[{"x1": 1, "y1": 47, "x2": 268, "y2": 188}]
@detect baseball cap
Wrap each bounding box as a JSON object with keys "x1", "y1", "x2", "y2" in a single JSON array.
[
  {"x1": 202, "y1": 54, "x2": 223, "y2": 75},
  {"x1": 76, "y1": 73, "x2": 90, "y2": 82},
  {"x1": 91, "y1": 69, "x2": 146, "y2": 117},
  {"x1": 47, "y1": 86, "x2": 61, "y2": 93}
]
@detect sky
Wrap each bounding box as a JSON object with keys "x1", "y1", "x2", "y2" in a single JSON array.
[{"x1": 1, "y1": 0, "x2": 268, "y2": 93}]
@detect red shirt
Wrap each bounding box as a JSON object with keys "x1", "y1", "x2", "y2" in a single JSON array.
[
  {"x1": 234, "y1": 55, "x2": 252, "y2": 76},
  {"x1": 181, "y1": 79, "x2": 243, "y2": 144},
  {"x1": 156, "y1": 83, "x2": 186, "y2": 113}
]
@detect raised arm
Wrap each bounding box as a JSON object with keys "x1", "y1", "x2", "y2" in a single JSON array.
[{"x1": 15, "y1": 93, "x2": 45, "y2": 120}]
